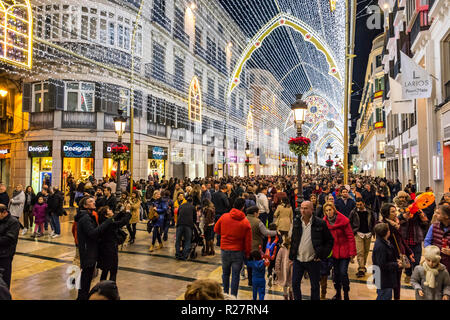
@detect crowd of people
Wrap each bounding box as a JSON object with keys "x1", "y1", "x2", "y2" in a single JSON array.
[{"x1": 0, "y1": 172, "x2": 449, "y2": 301}]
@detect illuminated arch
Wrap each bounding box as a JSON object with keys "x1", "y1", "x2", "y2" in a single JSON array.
[
  {"x1": 0, "y1": 0, "x2": 33, "y2": 69},
  {"x1": 316, "y1": 132, "x2": 344, "y2": 151},
  {"x1": 304, "y1": 119, "x2": 344, "y2": 140},
  {"x1": 188, "y1": 76, "x2": 202, "y2": 122},
  {"x1": 227, "y1": 12, "x2": 342, "y2": 97}
]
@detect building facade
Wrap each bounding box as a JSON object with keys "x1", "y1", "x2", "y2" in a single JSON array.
[
  {"x1": 379, "y1": 0, "x2": 449, "y2": 199},
  {"x1": 355, "y1": 34, "x2": 386, "y2": 177},
  {"x1": 0, "y1": 0, "x2": 293, "y2": 197}
]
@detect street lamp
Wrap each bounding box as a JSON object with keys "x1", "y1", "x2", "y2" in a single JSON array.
[
  {"x1": 245, "y1": 142, "x2": 251, "y2": 177},
  {"x1": 113, "y1": 109, "x2": 127, "y2": 198},
  {"x1": 326, "y1": 142, "x2": 333, "y2": 175},
  {"x1": 291, "y1": 94, "x2": 307, "y2": 207}
]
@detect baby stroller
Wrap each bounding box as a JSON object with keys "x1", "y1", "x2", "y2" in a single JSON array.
[{"x1": 187, "y1": 223, "x2": 204, "y2": 260}]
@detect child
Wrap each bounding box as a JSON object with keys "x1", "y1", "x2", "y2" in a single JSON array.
[
  {"x1": 372, "y1": 222, "x2": 404, "y2": 300},
  {"x1": 32, "y1": 196, "x2": 47, "y2": 238},
  {"x1": 246, "y1": 250, "x2": 266, "y2": 300},
  {"x1": 411, "y1": 245, "x2": 450, "y2": 300},
  {"x1": 266, "y1": 223, "x2": 280, "y2": 287},
  {"x1": 274, "y1": 235, "x2": 293, "y2": 300}
]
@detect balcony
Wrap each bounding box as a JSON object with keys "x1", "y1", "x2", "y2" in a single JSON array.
[
  {"x1": 151, "y1": 8, "x2": 171, "y2": 34},
  {"x1": 173, "y1": 25, "x2": 190, "y2": 47},
  {"x1": 29, "y1": 112, "x2": 54, "y2": 129},
  {"x1": 62, "y1": 111, "x2": 97, "y2": 129},
  {"x1": 104, "y1": 114, "x2": 130, "y2": 131},
  {"x1": 410, "y1": 10, "x2": 431, "y2": 47},
  {"x1": 144, "y1": 62, "x2": 189, "y2": 94},
  {"x1": 147, "y1": 122, "x2": 167, "y2": 137}
]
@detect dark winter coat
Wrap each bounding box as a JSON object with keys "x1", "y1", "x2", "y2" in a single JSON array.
[
  {"x1": 0, "y1": 213, "x2": 20, "y2": 258},
  {"x1": 46, "y1": 191, "x2": 64, "y2": 216},
  {"x1": 0, "y1": 192, "x2": 9, "y2": 207},
  {"x1": 335, "y1": 197, "x2": 356, "y2": 218},
  {"x1": 75, "y1": 209, "x2": 113, "y2": 269},
  {"x1": 348, "y1": 207, "x2": 377, "y2": 234},
  {"x1": 211, "y1": 191, "x2": 230, "y2": 216},
  {"x1": 177, "y1": 202, "x2": 196, "y2": 228},
  {"x1": 97, "y1": 210, "x2": 131, "y2": 270},
  {"x1": 105, "y1": 195, "x2": 117, "y2": 212},
  {"x1": 289, "y1": 215, "x2": 334, "y2": 261},
  {"x1": 24, "y1": 192, "x2": 37, "y2": 213},
  {"x1": 372, "y1": 238, "x2": 399, "y2": 289}
]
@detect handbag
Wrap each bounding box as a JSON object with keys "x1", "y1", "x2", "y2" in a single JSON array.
[
  {"x1": 392, "y1": 233, "x2": 411, "y2": 269},
  {"x1": 116, "y1": 228, "x2": 127, "y2": 245},
  {"x1": 148, "y1": 206, "x2": 159, "y2": 222}
]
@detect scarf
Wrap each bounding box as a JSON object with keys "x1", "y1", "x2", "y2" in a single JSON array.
[
  {"x1": 422, "y1": 261, "x2": 445, "y2": 289},
  {"x1": 328, "y1": 214, "x2": 337, "y2": 226},
  {"x1": 13, "y1": 190, "x2": 21, "y2": 198}
]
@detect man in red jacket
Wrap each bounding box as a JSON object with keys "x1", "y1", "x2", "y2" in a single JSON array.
[{"x1": 214, "y1": 198, "x2": 252, "y2": 298}]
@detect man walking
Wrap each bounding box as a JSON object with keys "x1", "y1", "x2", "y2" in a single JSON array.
[
  {"x1": 214, "y1": 198, "x2": 252, "y2": 298},
  {"x1": 349, "y1": 197, "x2": 377, "y2": 277},
  {"x1": 289, "y1": 201, "x2": 334, "y2": 300},
  {"x1": 211, "y1": 184, "x2": 230, "y2": 246},
  {"x1": 335, "y1": 187, "x2": 356, "y2": 218},
  {"x1": 0, "y1": 204, "x2": 20, "y2": 289},
  {"x1": 175, "y1": 197, "x2": 196, "y2": 260}
]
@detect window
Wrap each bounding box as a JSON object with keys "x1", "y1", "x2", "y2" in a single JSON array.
[
  {"x1": 152, "y1": 42, "x2": 165, "y2": 81},
  {"x1": 33, "y1": 82, "x2": 50, "y2": 112},
  {"x1": 376, "y1": 55, "x2": 382, "y2": 67},
  {"x1": 62, "y1": 14, "x2": 69, "y2": 37},
  {"x1": 65, "y1": 82, "x2": 95, "y2": 112},
  {"x1": 90, "y1": 17, "x2": 97, "y2": 40},
  {"x1": 174, "y1": 56, "x2": 185, "y2": 91},
  {"x1": 109, "y1": 22, "x2": 115, "y2": 45},
  {"x1": 71, "y1": 13, "x2": 78, "y2": 39},
  {"x1": 118, "y1": 24, "x2": 124, "y2": 48},
  {"x1": 99, "y1": 18, "x2": 107, "y2": 44},
  {"x1": 124, "y1": 26, "x2": 130, "y2": 50},
  {"x1": 52, "y1": 14, "x2": 59, "y2": 39},
  {"x1": 119, "y1": 88, "x2": 130, "y2": 116},
  {"x1": 45, "y1": 15, "x2": 51, "y2": 39}
]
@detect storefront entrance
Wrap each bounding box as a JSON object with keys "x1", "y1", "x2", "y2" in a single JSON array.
[
  {"x1": 103, "y1": 142, "x2": 130, "y2": 180},
  {"x1": 61, "y1": 141, "x2": 95, "y2": 206},
  {"x1": 29, "y1": 141, "x2": 53, "y2": 192},
  {"x1": 0, "y1": 144, "x2": 11, "y2": 189},
  {"x1": 148, "y1": 145, "x2": 167, "y2": 180}
]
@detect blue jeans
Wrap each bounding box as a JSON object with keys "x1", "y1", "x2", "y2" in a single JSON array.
[
  {"x1": 332, "y1": 258, "x2": 350, "y2": 291},
  {"x1": 252, "y1": 279, "x2": 265, "y2": 300},
  {"x1": 175, "y1": 225, "x2": 192, "y2": 259},
  {"x1": 292, "y1": 260, "x2": 321, "y2": 300},
  {"x1": 320, "y1": 258, "x2": 333, "y2": 277},
  {"x1": 376, "y1": 288, "x2": 393, "y2": 300},
  {"x1": 405, "y1": 243, "x2": 422, "y2": 277},
  {"x1": 152, "y1": 226, "x2": 162, "y2": 245},
  {"x1": 215, "y1": 214, "x2": 221, "y2": 246},
  {"x1": 221, "y1": 250, "x2": 244, "y2": 296},
  {"x1": 49, "y1": 214, "x2": 60, "y2": 235},
  {"x1": 259, "y1": 212, "x2": 268, "y2": 227}
]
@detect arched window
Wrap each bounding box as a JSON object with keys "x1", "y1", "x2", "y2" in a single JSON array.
[
  {"x1": 0, "y1": 0, "x2": 33, "y2": 68},
  {"x1": 188, "y1": 76, "x2": 202, "y2": 122}
]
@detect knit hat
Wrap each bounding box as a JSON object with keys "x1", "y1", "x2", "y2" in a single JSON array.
[
  {"x1": 397, "y1": 191, "x2": 409, "y2": 198},
  {"x1": 423, "y1": 245, "x2": 441, "y2": 263}
]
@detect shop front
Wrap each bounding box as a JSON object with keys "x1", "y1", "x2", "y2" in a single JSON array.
[
  {"x1": 28, "y1": 141, "x2": 53, "y2": 192},
  {"x1": 148, "y1": 145, "x2": 167, "y2": 180},
  {"x1": 103, "y1": 142, "x2": 130, "y2": 180},
  {"x1": 62, "y1": 141, "x2": 95, "y2": 204},
  {"x1": 0, "y1": 144, "x2": 11, "y2": 188}
]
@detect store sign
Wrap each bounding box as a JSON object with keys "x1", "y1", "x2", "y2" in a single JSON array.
[
  {"x1": 62, "y1": 141, "x2": 94, "y2": 158},
  {"x1": 148, "y1": 146, "x2": 168, "y2": 160},
  {"x1": 104, "y1": 142, "x2": 130, "y2": 158},
  {"x1": 28, "y1": 141, "x2": 52, "y2": 157},
  {"x1": 0, "y1": 144, "x2": 10, "y2": 159},
  {"x1": 400, "y1": 52, "x2": 432, "y2": 99},
  {"x1": 374, "y1": 91, "x2": 383, "y2": 99}
]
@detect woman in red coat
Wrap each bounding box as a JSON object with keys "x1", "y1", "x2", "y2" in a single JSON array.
[{"x1": 323, "y1": 202, "x2": 357, "y2": 300}]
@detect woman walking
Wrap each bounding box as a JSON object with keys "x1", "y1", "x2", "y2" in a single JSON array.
[
  {"x1": 148, "y1": 190, "x2": 167, "y2": 252},
  {"x1": 202, "y1": 199, "x2": 216, "y2": 256},
  {"x1": 47, "y1": 187, "x2": 64, "y2": 238},
  {"x1": 126, "y1": 191, "x2": 141, "y2": 244},
  {"x1": 22, "y1": 186, "x2": 37, "y2": 235},
  {"x1": 379, "y1": 203, "x2": 414, "y2": 300},
  {"x1": 273, "y1": 197, "x2": 293, "y2": 238},
  {"x1": 323, "y1": 202, "x2": 357, "y2": 300}
]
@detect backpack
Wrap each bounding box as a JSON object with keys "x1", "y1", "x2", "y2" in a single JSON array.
[{"x1": 116, "y1": 228, "x2": 127, "y2": 245}]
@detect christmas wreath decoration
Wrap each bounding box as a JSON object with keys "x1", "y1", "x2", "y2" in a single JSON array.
[
  {"x1": 245, "y1": 159, "x2": 251, "y2": 166},
  {"x1": 326, "y1": 159, "x2": 334, "y2": 167},
  {"x1": 288, "y1": 137, "x2": 311, "y2": 157},
  {"x1": 111, "y1": 143, "x2": 130, "y2": 162},
  {"x1": 335, "y1": 163, "x2": 344, "y2": 172},
  {"x1": 281, "y1": 163, "x2": 287, "y2": 167}
]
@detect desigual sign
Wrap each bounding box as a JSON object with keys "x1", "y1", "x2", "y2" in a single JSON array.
[
  {"x1": 62, "y1": 141, "x2": 94, "y2": 158},
  {"x1": 148, "y1": 146, "x2": 168, "y2": 160},
  {"x1": 0, "y1": 144, "x2": 11, "y2": 159},
  {"x1": 28, "y1": 141, "x2": 52, "y2": 157}
]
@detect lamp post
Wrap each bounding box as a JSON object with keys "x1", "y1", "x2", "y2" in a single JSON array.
[
  {"x1": 245, "y1": 142, "x2": 251, "y2": 177},
  {"x1": 113, "y1": 109, "x2": 127, "y2": 198},
  {"x1": 326, "y1": 142, "x2": 333, "y2": 175},
  {"x1": 291, "y1": 94, "x2": 308, "y2": 208}
]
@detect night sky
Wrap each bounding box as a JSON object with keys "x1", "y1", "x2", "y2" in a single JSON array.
[{"x1": 350, "y1": 0, "x2": 383, "y2": 144}]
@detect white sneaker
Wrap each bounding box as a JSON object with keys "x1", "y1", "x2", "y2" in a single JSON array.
[
  {"x1": 51, "y1": 234, "x2": 60, "y2": 239},
  {"x1": 50, "y1": 231, "x2": 55, "y2": 237},
  {"x1": 268, "y1": 275, "x2": 273, "y2": 287},
  {"x1": 21, "y1": 228, "x2": 28, "y2": 235}
]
